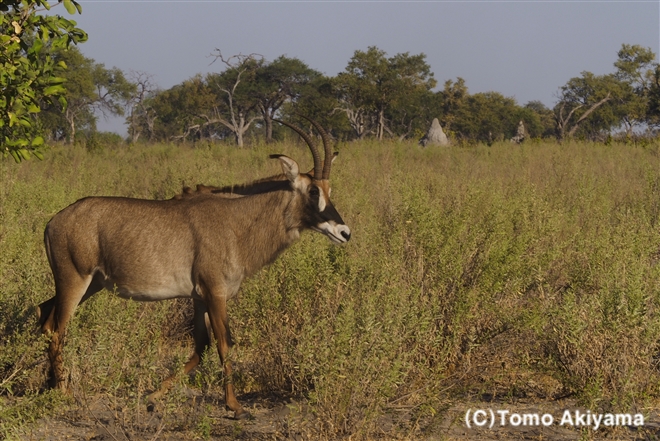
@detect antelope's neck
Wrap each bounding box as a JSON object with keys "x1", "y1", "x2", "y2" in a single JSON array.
[{"x1": 233, "y1": 190, "x2": 304, "y2": 277}]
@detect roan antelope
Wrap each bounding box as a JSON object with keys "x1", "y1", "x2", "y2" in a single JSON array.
[{"x1": 37, "y1": 117, "x2": 350, "y2": 419}]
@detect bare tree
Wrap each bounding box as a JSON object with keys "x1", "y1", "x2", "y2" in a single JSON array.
[
  {"x1": 205, "y1": 51, "x2": 263, "y2": 147},
  {"x1": 126, "y1": 70, "x2": 158, "y2": 143}
]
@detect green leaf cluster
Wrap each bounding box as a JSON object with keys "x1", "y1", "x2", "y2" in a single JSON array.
[{"x1": 0, "y1": 0, "x2": 87, "y2": 161}]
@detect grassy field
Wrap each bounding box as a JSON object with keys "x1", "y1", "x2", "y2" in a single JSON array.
[{"x1": 2, "y1": 139, "x2": 660, "y2": 439}]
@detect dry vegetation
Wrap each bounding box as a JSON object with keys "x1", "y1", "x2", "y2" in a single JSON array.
[{"x1": 2, "y1": 139, "x2": 660, "y2": 439}]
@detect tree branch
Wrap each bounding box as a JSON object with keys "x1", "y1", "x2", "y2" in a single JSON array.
[{"x1": 567, "y1": 92, "x2": 611, "y2": 138}]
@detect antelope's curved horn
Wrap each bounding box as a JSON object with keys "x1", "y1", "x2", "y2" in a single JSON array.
[
  {"x1": 273, "y1": 119, "x2": 322, "y2": 179},
  {"x1": 297, "y1": 115, "x2": 333, "y2": 180}
]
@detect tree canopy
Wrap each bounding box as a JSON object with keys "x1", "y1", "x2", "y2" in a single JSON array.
[
  {"x1": 137, "y1": 44, "x2": 658, "y2": 145},
  {"x1": 335, "y1": 47, "x2": 436, "y2": 141},
  {"x1": 41, "y1": 46, "x2": 134, "y2": 143},
  {"x1": 4, "y1": 41, "x2": 659, "y2": 153},
  {"x1": 1, "y1": 0, "x2": 87, "y2": 161},
  {"x1": 554, "y1": 44, "x2": 660, "y2": 141}
]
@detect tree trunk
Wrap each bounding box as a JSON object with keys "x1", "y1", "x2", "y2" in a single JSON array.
[
  {"x1": 340, "y1": 107, "x2": 368, "y2": 139},
  {"x1": 66, "y1": 109, "x2": 76, "y2": 145},
  {"x1": 377, "y1": 107, "x2": 385, "y2": 141},
  {"x1": 129, "y1": 110, "x2": 141, "y2": 143},
  {"x1": 236, "y1": 113, "x2": 245, "y2": 147},
  {"x1": 566, "y1": 94, "x2": 611, "y2": 139},
  {"x1": 146, "y1": 112, "x2": 155, "y2": 141},
  {"x1": 265, "y1": 112, "x2": 273, "y2": 143},
  {"x1": 557, "y1": 93, "x2": 611, "y2": 141}
]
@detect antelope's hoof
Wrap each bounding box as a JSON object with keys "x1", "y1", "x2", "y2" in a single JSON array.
[
  {"x1": 146, "y1": 393, "x2": 162, "y2": 412},
  {"x1": 233, "y1": 408, "x2": 252, "y2": 420},
  {"x1": 52, "y1": 380, "x2": 72, "y2": 396}
]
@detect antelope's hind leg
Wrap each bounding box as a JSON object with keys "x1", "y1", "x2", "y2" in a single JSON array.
[
  {"x1": 41, "y1": 273, "x2": 102, "y2": 390},
  {"x1": 38, "y1": 273, "x2": 102, "y2": 329},
  {"x1": 205, "y1": 290, "x2": 250, "y2": 420},
  {"x1": 147, "y1": 299, "x2": 211, "y2": 407}
]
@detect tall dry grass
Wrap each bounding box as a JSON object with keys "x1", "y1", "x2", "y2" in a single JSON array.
[{"x1": 2, "y1": 139, "x2": 660, "y2": 438}]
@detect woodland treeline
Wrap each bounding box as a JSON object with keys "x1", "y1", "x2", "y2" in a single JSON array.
[{"x1": 36, "y1": 44, "x2": 660, "y2": 146}]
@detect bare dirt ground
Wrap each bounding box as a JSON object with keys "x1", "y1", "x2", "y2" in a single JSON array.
[{"x1": 15, "y1": 391, "x2": 660, "y2": 441}]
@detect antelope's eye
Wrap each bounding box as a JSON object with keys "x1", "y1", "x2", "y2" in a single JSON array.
[{"x1": 309, "y1": 186, "x2": 319, "y2": 198}]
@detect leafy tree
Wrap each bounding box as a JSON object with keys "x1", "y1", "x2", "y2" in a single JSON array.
[
  {"x1": 149, "y1": 54, "x2": 264, "y2": 145},
  {"x1": 386, "y1": 82, "x2": 435, "y2": 141},
  {"x1": 335, "y1": 46, "x2": 436, "y2": 140},
  {"x1": 143, "y1": 55, "x2": 322, "y2": 145},
  {"x1": 647, "y1": 65, "x2": 660, "y2": 128},
  {"x1": 552, "y1": 44, "x2": 658, "y2": 141},
  {"x1": 149, "y1": 75, "x2": 217, "y2": 141},
  {"x1": 1, "y1": 0, "x2": 87, "y2": 161},
  {"x1": 282, "y1": 75, "x2": 352, "y2": 141},
  {"x1": 453, "y1": 92, "x2": 523, "y2": 143},
  {"x1": 41, "y1": 47, "x2": 134, "y2": 143},
  {"x1": 383, "y1": 51, "x2": 437, "y2": 140},
  {"x1": 614, "y1": 44, "x2": 658, "y2": 133},
  {"x1": 524, "y1": 101, "x2": 556, "y2": 138},
  {"x1": 554, "y1": 72, "x2": 626, "y2": 141},
  {"x1": 252, "y1": 56, "x2": 321, "y2": 143},
  {"x1": 615, "y1": 44, "x2": 656, "y2": 93},
  {"x1": 334, "y1": 49, "x2": 381, "y2": 140},
  {"x1": 436, "y1": 77, "x2": 468, "y2": 133}
]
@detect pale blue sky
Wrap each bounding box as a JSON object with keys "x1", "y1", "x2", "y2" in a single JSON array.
[{"x1": 64, "y1": 0, "x2": 659, "y2": 135}]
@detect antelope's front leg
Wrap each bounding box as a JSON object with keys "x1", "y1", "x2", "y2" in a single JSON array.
[
  {"x1": 205, "y1": 290, "x2": 250, "y2": 420},
  {"x1": 148, "y1": 299, "x2": 211, "y2": 407}
]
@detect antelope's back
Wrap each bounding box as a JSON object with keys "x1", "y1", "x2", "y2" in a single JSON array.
[{"x1": 44, "y1": 196, "x2": 216, "y2": 300}]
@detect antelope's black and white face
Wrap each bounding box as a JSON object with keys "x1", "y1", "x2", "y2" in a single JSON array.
[
  {"x1": 274, "y1": 155, "x2": 351, "y2": 245},
  {"x1": 306, "y1": 179, "x2": 351, "y2": 244}
]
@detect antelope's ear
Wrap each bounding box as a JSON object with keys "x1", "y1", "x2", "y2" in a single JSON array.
[{"x1": 270, "y1": 154, "x2": 299, "y2": 182}]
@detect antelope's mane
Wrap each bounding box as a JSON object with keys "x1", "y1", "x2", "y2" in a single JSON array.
[{"x1": 172, "y1": 173, "x2": 295, "y2": 200}]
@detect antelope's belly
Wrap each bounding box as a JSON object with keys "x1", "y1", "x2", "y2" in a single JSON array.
[{"x1": 103, "y1": 275, "x2": 196, "y2": 301}]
